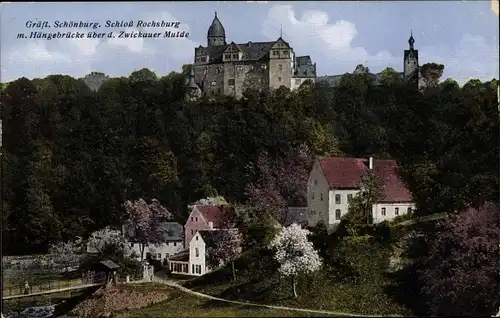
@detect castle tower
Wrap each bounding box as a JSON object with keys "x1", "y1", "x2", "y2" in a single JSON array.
[
  {"x1": 207, "y1": 12, "x2": 226, "y2": 47},
  {"x1": 403, "y1": 31, "x2": 419, "y2": 84}
]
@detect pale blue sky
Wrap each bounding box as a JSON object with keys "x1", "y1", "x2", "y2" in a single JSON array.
[{"x1": 1, "y1": 1, "x2": 498, "y2": 84}]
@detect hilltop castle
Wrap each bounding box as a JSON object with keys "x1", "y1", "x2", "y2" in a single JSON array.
[{"x1": 185, "y1": 12, "x2": 317, "y2": 100}]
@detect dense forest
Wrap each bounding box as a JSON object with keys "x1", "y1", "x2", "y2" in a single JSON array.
[{"x1": 1, "y1": 65, "x2": 498, "y2": 255}]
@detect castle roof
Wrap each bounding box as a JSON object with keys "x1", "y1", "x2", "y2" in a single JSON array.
[
  {"x1": 197, "y1": 41, "x2": 276, "y2": 63},
  {"x1": 208, "y1": 12, "x2": 225, "y2": 38},
  {"x1": 294, "y1": 55, "x2": 316, "y2": 78}
]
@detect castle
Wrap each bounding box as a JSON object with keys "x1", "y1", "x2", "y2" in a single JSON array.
[{"x1": 185, "y1": 12, "x2": 317, "y2": 100}]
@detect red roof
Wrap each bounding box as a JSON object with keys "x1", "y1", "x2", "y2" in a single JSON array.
[
  {"x1": 195, "y1": 205, "x2": 232, "y2": 227},
  {"x1": 317, "y1": 156, "x2": 413, "y2": 203}
]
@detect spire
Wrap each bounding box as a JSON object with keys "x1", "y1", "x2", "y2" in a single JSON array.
[
  {"x1": 408, "y1": 30, "x2": 415, "y2": 50},
  {"x1": 207, "y1": 11, "x2": 226, "y2": 46},
  {"x1": 280, "y1": 24, "x2": 283, "y2": 38}
]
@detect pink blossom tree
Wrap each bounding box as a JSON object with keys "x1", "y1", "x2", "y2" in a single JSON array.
[
  {"x1": 245, "y1": 144, "x2": 312, "y2": 221},
  {"x1": 123, "y1": 198, "x2": 172, "y2": 260},
  {"x1": 206, "y1": 229, "x2": 243, "y2": 281}
]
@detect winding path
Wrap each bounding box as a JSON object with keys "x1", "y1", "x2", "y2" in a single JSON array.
[{"x1": 152, "y1": 274, "x2": 402, "y2": 317}]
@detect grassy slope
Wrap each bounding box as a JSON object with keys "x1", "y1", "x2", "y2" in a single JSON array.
[
  {"x1": 184, "y1": 245, "x2": 412, "y2": 316},
  {"x1": 118, "y1": 284, "x2": 335, "y2": 317},
  {"x1": 184, "y1": 216, "x2": 446, "y2": 316}
]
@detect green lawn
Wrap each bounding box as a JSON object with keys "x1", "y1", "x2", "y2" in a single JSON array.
[{"x1": 118, "y1": 284, "x2": 337, "y2": 317}]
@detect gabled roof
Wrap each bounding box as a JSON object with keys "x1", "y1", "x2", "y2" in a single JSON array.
[
  {"x1": 194, "y1": 205, "x2": 233, "y2": 227},
  {"x1": 198, "y1": 230, "x2": 220, "y2": 249},
  {"x1": 316, "y1": 156, "x2": 413, "y2": 203}
]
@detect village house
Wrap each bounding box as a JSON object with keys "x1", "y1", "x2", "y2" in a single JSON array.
[
  {"x1": 183, "y1": 204, "x2": 234, "y2": 248},
  {"x1": 307, "y1": 156, "x2": 415, "y2": 229},
  {"x1": 123, "y1": 221, "x2": 184, "y2": 262}
]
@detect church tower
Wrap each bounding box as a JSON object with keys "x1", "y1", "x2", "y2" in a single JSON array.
[
  {"x1": 403, "y1": 31, "x2": 419, "y2": 84},
  {"x1": 207, "y1": 12, "x2": 226, "y2": 47}
]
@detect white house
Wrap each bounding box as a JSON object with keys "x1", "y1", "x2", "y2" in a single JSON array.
[
  {"x1": 125, "y1": 221, "x2": 184, "y2": 261},
  {"x1": 307, "y1": 156, "x2": 415, "y2": 229}
]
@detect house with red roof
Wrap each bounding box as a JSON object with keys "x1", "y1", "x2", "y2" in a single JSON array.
[
  {"x1": 308, "y1": 156, "x2": 415, "y2": 228},
  {"x1": 184, "y1": 204, "x2": 234, "y2": 248}
]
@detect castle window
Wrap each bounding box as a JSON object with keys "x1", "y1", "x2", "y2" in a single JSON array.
[
  {"x1": 278, "y1": 77, "x2": 282, "y2": 82},
  {"x1": 273, "y1": 50, "x2": 279, "y2": 56},
  {"x1": 283, "y1": 50, "x2": 289, "y2": 56},
  {"x1": 232, "y1": 53, "x2": 239, "y2": 59},
  {"x1": 395, "y1": 207, "x2": 399, "y2": 216},
  {"x1": 381, "y1": 207, "x2": 386, "y2": 216},
  {"x1": 211, "y1": 81, "x2": 216, "y2": 86},
  {"x1": 278, "y1": 64, "x2": 283, "y2": 71},
  {"x1": 261, "y1": 64, "x2": 267, "y2": 70},
  {"x1": 228, "y1": 79, "x2": 235, "y2": 86},
  {"x1": 224, "y1": 54, "x2": 231, "y2": 60}
]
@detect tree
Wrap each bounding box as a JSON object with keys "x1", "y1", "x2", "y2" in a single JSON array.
[
  {"x1": 48, "y1": 237, "x2": 83, "y2": 272},
  {"x1": 245, "y1": 144, "x2": 312, "y2": 221},
  {"x1": 206, "y1": 229, "x2": 243, "y2": 281},
  {"x1": 344, "y1": 171, "x2": 381, "y2": 229},
  {"x1": 420, "y1": 63, "x2": 445, "y2": 88},
  {"x1": 86, "y1": 227, "x2": 133, "y2": 257},
  {"x1": 269, "y1": 223, "x2": 322, "y2": 298},
  {"x1": 418, "y1": 202, "x2": 499, "y2": 316},
  {"x1": 123, "y1": 198, "x2": 172, "y2": 260}
]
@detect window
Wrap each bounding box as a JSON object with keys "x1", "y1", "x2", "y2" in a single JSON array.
[
  {"x1": 174, "y1": 242, "x2": 177, "y2": 246},
  {"x1": 278, "y1": 64, "x2": 283, "y2": 71},
  {"x1": 335, "y1": 209, "x2": 341, "y2": 220},
  {"x1": 166, "y1": 253, "x2": 170, "y2": 258},
  {"x1": 320, "y1": 193, "x2": 323, "y2": 201},
  {"x1": 192, "y1": 264, "x2": 194, "y2": 273},
  {"x1": 283, "y1": 50, "x2": 289, "y2": 56},
  {"x1": 195, "y1": 58, "x2": 199, "y2": 63},
  {"x1": 335, "y1": 194, "x2": 341, "y2": 204},
  {"x1": 381, "y1": 207, "x2": 386, "y2": 216},
  {"x1": 156, "y1": 253, "x2": 161, "y2": 259},
  {"x1": 395, "y1": 207, "x2": 399, "y2": 216},
  {"x1": 195, "y1": 248, "x2": 199, "y2": 257},
  {"x1": 261, "y1": 64, "x2": 267, "y2": 69},
  {"x1": 407, "y1": 207, "x2": 413, "y2": 214},
  {"x1": 347, "y1": 194, "x2": 353, "y2": 202},
  {"x1": 195, "y1": 265, "x2": 202, "y2": 274},
  {"x1": 232, "y1": 53, "x2": 238, "y2": 59},
  {"x1": 278, "y1": 77, "x2": 282, "y2": 82},
  {"x1": 311, "y1": 192, "x2": 315, "y2": 200},
  {"x1": 195, "y1": 236, "x2": 198, "y2": 241},
  {"x1": 191, "y1": 229, "x2": 194, "y2": 235},
  {"x1": 224, "y1": 53, "x2": 231, "y2": 60},
  {"x1": 195, "y1": 217, "x2": 198, "y2": 221},
  {"x1": 228, "y1": 78, "x2": 235, "y2": 86},
  {"x1": 211, "y1": 81, "x2": 216, "y2": 86},
  {"x1": 191, "y1": 217, "x2": 193, "y2": 221},
  {"x1": 319, "y1": 211, "x2": 323, "y2": 219},
  {"x1": 273, "y1": 50, "x2": 279, "y2": 56},
  {"x1": 314, "y1": 180, "x2": 317, "y2": 186}
]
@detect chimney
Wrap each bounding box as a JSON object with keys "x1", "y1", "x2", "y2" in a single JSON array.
[{"x1": 369, "y1": 157, "x2": 373, "y2": 170}]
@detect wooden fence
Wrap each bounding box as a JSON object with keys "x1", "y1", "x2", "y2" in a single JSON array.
[{"x1": 2, "y1": 275, "x2": 107, "y2": 298}]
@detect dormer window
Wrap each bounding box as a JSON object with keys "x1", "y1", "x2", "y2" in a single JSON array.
[
  {"x1": 232, "y1": 53, "x2": 239, "y2": 59},
  {"x1": 224, "y1": 54, "x2": 231, "y2": 60},
  {"x1": 273, "y1": 50, "x2": 279, "y2": 56}
]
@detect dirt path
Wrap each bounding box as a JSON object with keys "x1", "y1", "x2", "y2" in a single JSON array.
[{"x1": 152, "y1": 274, "x2": 402, "y2": 317}]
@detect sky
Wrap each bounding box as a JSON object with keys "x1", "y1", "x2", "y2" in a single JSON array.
[{"x1": 0, "y1": 1, "x2": 498, "y2": 85}]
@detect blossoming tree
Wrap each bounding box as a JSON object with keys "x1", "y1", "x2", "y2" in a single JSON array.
[
  {"x1": 206, "y1": 229, "x2": 243, "y2": 281},
  {"x1": 269, "y1": 223, "x2": 321, "y2": 298},
  {"x1": 86, "y1": 227, "x2": 133, "y2": 257},
  {"x1": 123, "y1": 198, "x2": 172, "y2": 260},
  {"x1": 48, "y1": 237, "x2": 84, "y2": 272}
]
